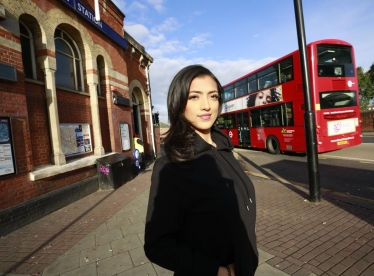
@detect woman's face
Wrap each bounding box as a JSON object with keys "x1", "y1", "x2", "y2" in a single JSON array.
[
  {"x1": 184, "y1": 75, "x2": 220, "y2": 136},
  {"x1": 255, "y1": 90, "x2": 272, "y2": 106}
]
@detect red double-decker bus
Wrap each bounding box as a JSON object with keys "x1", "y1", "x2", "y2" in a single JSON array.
[{"x1": 217, "y1": 39, "x2": 362, "y2": 154}]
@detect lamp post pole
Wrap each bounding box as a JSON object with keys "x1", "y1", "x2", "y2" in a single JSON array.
[{"x1": 293, "y1": 0, "x2": 321, "y2": 202}]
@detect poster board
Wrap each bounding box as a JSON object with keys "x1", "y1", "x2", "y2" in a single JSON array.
[
  {"x1": 0, "y1": 117, "x2": 17, "y2": 177},
  {"x1": 60, "y1": 123, "x2": 92, "y2": 156},
  {"x1": 120, "y1": 123, "x2": 130, "y2": 151}
]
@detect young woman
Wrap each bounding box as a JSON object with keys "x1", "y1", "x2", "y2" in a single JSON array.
[
  {"x1": 246, "y1": 87, "x2": 282, "y2": 107},
  {"x1": 144, "y1": 65, "x2": 258, "y2": 276}
]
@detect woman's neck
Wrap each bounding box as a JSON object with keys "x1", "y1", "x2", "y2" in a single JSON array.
[{"x1": 194, "y1": 129, "x2": 215, "y2": 145}]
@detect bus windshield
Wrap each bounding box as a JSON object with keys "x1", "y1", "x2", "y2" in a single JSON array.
[
  {"x1": 319, "y1": 91, "x2": 357, "y2": 109},
  {"x1": 317, "y1": 45, "x2": 355, "y2": 77}
]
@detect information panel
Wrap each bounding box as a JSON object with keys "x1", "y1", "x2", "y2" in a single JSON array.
[
  {"x1": 0, "y1": 117, "x2": 16, "y2": 177},
  {"x1": 120, "y1": 123, "x2": 130, "y2": 151},
  {"x1": 60, "y1": 123, "x2": 92, "y2": 156}
]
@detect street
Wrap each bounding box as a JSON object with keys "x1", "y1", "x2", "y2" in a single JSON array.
[{"x1": 235, "y1": 142, "x2": 374, "y2": 201}]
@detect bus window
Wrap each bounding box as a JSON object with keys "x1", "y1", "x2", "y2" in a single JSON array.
[
  {"x1": 217, "y1": 114, "x2": 237, "y2": 129},
  {"x1": 250, "y1": 109, "x2": 261, "y2": 127},
  {"x1": 217, "y1": 116, "x2": 225, "y2": 129},
  {"x1": 225, "y1": 113, "x2": 236, "y2": 128},
  {"x1": 282, "y1": 103, "x2": 294, "y2": 126},
  {"x1": 235, "y1": 79, "x2": 248, "y2": 98},
  {"x1": 269, "y1": 105, "x2": 281, "y2": 126},
  {"x1": 248, "y1": 74, "x2": 258, "y2": 93},
  {"x1": 279, "y1": 57, "x2": 293, "y2": 83},
  {"x1": 261, "y1": 109, "x2": 270, "y2": 126},
  {"x1": 224, "y1": 85, "x2": 234, "y2": 102},
  {"x1": 317, "y1": 45, "x2": 355, "y2": 77},
  {"x1": 319, "y1": 91, "x2": 357, "y2": 109},
  {"x1": 258, "y1": 65, "x2": 278, "y2": 89}
]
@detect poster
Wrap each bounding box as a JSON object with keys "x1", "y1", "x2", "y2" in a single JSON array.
[
  {"x1": 120, "y1": 123, "x2": 130, "y2": 151},
  {"x1": 60, "y1": 123, "x2": 92, "y2": 156},
  {"x1": 0, "y1": 117, "x2": 16, "y2": 177}
]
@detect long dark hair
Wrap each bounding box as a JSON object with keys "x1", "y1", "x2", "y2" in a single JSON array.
[{"x1": 163, "y1": 65, "x2": 224, "y2": 163}]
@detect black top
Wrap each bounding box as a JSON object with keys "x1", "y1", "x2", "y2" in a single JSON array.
[{"x1": 144, "y1": 127, "x2": 258, "y2": 276}]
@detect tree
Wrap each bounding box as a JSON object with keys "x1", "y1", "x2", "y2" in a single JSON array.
[{"x1": 357, "y1": 65, "x2": 374, "y2": 110}]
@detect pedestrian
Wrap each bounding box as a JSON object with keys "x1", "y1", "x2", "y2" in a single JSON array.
[{"x1": 144, "y1": 65, "x2": 258, "y2": 276}]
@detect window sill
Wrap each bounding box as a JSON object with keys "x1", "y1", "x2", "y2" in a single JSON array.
[
  {"x1": 56, "y1": 86, "x2": 89, "y2": 96},
  {"x1": 30, "y1": 153, "x2": 117, "y2": 181},
  {"x1": 24, "y1": 78, "x2": 45, "y2": 85}
]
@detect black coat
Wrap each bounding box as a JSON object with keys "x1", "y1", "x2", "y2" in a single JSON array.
[{"x1": 144, "y1": 127, "x2": 258, "y2": 276}]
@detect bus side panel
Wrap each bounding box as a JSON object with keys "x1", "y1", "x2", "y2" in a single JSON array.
[
  {"x1": 226, "y1": 128, "x2": 239, "y2": 146},
  {"x1": 250, "y1": 127, "x2": 306, "y2": 152}
]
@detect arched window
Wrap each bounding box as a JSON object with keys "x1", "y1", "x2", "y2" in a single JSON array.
[
  {"x1": 96, "y1": 56, "x2": 106, "y2": 96},
  {"x1": 19, "y1": 22, "x2": 36, "y2": 79},
  {"x1": 97, "y1": 60, "x2": 102, "y2": 96},
  {"x1": 132, "y1": 93, "x2": 138, "y2": 105},
  {"x1": 54, "y1": 29, "x2": 84, "y2": 91}
]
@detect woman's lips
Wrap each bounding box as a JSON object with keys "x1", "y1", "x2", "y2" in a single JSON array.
[{"x1": 198, "y1": 114, "x2": 211, "y2": 120}]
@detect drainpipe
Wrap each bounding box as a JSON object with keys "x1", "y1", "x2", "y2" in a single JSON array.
[
  {"x1": 94, "y1": 0, "x2": 100, "y2": 21},
  {"x1": 145, "y1": 62, "x2": 157, "y2": 160}
]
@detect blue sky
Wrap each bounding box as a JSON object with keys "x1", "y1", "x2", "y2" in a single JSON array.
[{"x1": 112, "y1": 0, "x2": 374, "y2": 124}]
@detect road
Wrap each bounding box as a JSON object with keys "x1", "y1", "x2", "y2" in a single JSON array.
[
  {"x1": 363, "y1": 136, "x2": 374, "y2": 143},
  {"x1": 235, "y1": 142, "x2": 374, "y2": 201}
]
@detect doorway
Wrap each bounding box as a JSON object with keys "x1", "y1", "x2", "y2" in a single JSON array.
[{"x1": 237, "y1": 111, "x2": 250, "y2": 147}]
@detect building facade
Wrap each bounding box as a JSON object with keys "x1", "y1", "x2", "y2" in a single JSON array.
[{"x1": 0, "y1": 0, "x2": 157, "y2": 235}]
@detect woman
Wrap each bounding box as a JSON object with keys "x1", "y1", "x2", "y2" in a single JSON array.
[
  {"x1": 247, "y1": 87, "x2": 282, "y2": 107},
  {"x1": 144, "y1": 65, "x2": 258, "y2": 276}
]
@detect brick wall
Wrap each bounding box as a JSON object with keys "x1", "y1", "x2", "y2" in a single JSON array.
[
  {"x1": 25, "y1": 81, "x2": 51, "y2": 167},
  {"x1": 154, "y1": 126, "x2": 161, "y2": 156},
  {"x1": 361, "y1": 110, "x2": 374, "y2": 131},
  {"x1": 0, "y1": 166, "x2": 96, "y2": 210},
  {"x1": 0, "y1": 0, "x2": 154, "y2": 223}
]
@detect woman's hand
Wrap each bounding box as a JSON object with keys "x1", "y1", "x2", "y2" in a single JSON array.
[{"x1": 217, "y1": 263, "x2": 235, "y2": 276}]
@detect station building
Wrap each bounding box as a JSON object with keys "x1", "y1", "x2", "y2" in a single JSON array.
[{"x1": 0, "y1": 0, "x2": 158, "y2": 235}]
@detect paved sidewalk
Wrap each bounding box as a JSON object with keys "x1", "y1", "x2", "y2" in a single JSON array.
[{"x1": 1, "y1": 160, "x2": 374, "y2": 275}]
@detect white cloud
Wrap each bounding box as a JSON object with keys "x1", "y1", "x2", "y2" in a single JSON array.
[
  {"x1": 152, "y1": 17, "x2": 180, "y2": 33},
  {"x1": 125, "y1": 18, "x2": 187, "y2": 58},
  {"x1": 147, "y1": 0, "x2": 166, "y2": 12},
  {"x1": 129, "y1": 1, "x2": 148, "y2": 12},
  {"x1": 124, "y1": 23, "x2": 150, "y2": 42},
  {"x1": 149, "y1": 40, "x2": 188, "y2": 57},
  {"x1": 189, "y1": 34, "x2": 212, "y2": 48}
]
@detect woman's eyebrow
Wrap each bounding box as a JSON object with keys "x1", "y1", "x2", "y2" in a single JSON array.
[{"x1": 189, "y1": 90, "x2": 218, "y2": 93}]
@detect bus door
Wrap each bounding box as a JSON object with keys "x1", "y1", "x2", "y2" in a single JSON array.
[{"x1": 237, "y1": 111, "x2": 250, "y2": 147}]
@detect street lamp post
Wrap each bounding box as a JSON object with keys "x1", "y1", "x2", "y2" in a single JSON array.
[{"x1": 293, "y1": 0, "x2": 321, "y2": 202}]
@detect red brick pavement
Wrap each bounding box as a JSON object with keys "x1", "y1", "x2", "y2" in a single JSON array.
[
  {"x1": 252, "y1": 176, "x2": 374, "y2": 276},
  {"x1": 1, "y1": 164, "x2": 374, "y2": 276},
  {"x1": 0, "y1": 169, "x2": 152, "y2": 275}
]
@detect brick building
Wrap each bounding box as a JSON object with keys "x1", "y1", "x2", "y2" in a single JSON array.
[{"x1": 0, "y1": 0, "x2": 158, "y2": 235}]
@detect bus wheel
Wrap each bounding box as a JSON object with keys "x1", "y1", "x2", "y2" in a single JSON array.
[{"x1": 266, "y1": 136, "x2": 280, "y2": 155}]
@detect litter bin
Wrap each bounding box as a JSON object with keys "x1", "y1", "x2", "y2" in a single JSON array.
[{"x1": 97, "y1": 153, "x2": 132, "y2": 190}]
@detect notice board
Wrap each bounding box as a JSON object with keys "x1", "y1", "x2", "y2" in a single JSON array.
[{"x1": 0, "y1": 117, "x2": 17, "y2": 177}]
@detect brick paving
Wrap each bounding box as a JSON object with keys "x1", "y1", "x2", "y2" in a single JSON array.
[
  {"x1": 0, "y1": 162, "x2": 373, "y2": 275},
  {"x1": 253, "y1": 176, "x2": 374, "y2": 276},
  {"x1": 0, "y1": 169, "x2": 152, "y2": 275}
]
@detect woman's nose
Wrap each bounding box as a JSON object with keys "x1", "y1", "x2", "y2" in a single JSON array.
[{"x1": 200, "y1": 96, "x2": 211, "y2": 110}]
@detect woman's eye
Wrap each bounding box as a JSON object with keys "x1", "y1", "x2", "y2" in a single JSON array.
[
  {"x1": 188, "y1": 95, "x2": 199, "y2": 100},
  {"x1": 210, "y1": 94, "x2": 219, "y2": 100}
]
